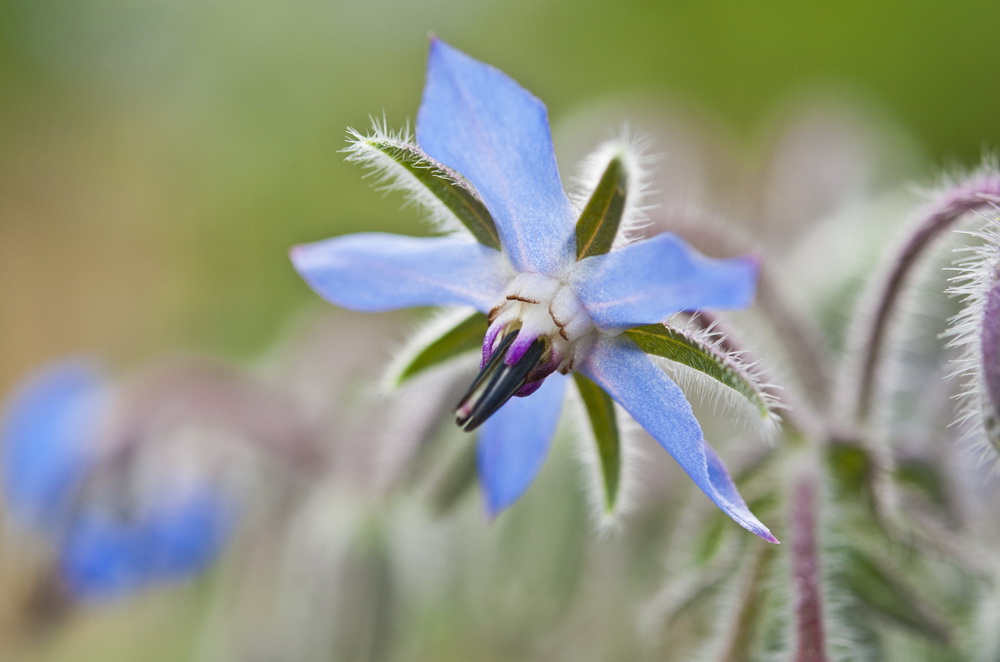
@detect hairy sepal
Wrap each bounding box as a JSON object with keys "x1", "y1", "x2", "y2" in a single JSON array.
[
  {"x1": 572, "y1": 373, "x2": 622, "y2": 515},
  {"x1": 569, "y1": 133, "x2": 653, "y2": 253},
  {"x1": 384, "y1": 309, "x2": 487, "y2": 388},
  {"x1": 344, "y1": 122, "x2": 501, "y2": 249},
  {"x1": 575, "y1": 153, "x2": 627, "y2": 259},
  {"x1": 624, "y1": 320, "x2": 780, "y2": 427}
]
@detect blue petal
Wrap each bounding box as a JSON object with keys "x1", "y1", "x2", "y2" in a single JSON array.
[
  {"x1": 291, "y1": 232, "x2": 507, "y2": 313},
  {"x1": 573, "y1": 234, "x2": 758, "y2": 330},
  {"x1": 581, "y1": 336, "x2": 776, "y2": 542},
  {"x1": 60, "y1": 489, "x2": 232, "y2": 601},
  {"x1": 142, "y1": 489, "x2": 232, "y2": 578},
  {"x1": 477, "y1": 374, "x2": 568, "y2": 515},
  {"x1": 1, "y1": 361, "x2": 109, "y2": 529},
  {"x1": 417, "y1": 39, "x2": 575, "y2": 275},
  {"x1": 59, "y1": 509, "x2": 141, "y2": 601}
]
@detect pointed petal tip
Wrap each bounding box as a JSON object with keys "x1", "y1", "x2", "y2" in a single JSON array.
[
  {"x1": 758, "y1": 528, "x2": 780, "y2": 544},
  {"x1": 479, "y1": 470, "x2": 523, "y2": 518},
  {"x1": 479, "y1": 481, "x2": 510, "y2": 519},
  {"x1": 582, "y1": 338, "x2": 774, "y2": 541},
  {"x1": 481, "y1": 485, "x2": 511, "y2": 520},
  {"x1": 427, "y1": 36, "x2": 456, "y2": 62},
  {"x1": 483, "y1": 500, "x2": 502, "y2": 520},
  {"x1": 289, "y1": 243, "x2": 323, "y2": 273},
  {"x1": 721, "y1": 507, "x2": 779, "y2": 543},
  {"x1": 734, "y1": 511, "x2": 778, "y2": 543}
]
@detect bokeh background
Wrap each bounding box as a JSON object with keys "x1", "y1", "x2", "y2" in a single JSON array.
[{"x1": 2, "y1": 0, "x2": 999, "y2": 660}]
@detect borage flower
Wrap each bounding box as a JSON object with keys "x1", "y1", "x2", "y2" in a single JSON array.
[
  {"x1": 292, "y1": 39, "x2": 777, "y2": 541},
  {"x1": 1, "y1": 361, "x2": 234, "y2": 600}
]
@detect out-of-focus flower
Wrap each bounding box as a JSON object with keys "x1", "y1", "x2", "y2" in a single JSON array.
[
  {"x1": 0, "y1": 360, "x2": 239, "y2": 601},
  {"x1": 291, "y1": 39, "x2": 776, "y2": 541},
  {"x1": 58, "y1": 485, "x2": 232, "y2": 601},
  {"x1": 2, "y1": 361, "x2": 109, "y2": 530}
]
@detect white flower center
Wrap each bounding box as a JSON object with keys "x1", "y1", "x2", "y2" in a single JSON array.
[{"x1": 487, "y1": 272, "x2": 596, "y2": 373}]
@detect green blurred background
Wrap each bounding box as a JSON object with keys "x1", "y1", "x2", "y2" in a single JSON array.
[
  {"x1": 2, "y1": 0, "x2": 998, "y2": 387},
  {"x1": 2, "y1": 1, "x2": 999, "y2": 659}
]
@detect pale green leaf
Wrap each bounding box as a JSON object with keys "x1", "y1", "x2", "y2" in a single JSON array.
[
  {"x1": 393, "y1": 311, "x2": 487, "y2": 385},
  {"x1": 624, "y1": 323, "x2": 773, "y2": 419}
]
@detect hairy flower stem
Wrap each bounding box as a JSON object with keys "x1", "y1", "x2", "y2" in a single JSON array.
[
  {"x1": 789, "y1": 469, "x2": 828, "y2": 662},
  {"x1": 851, "y1": 173, "x2": 1000, "y2": 425}
]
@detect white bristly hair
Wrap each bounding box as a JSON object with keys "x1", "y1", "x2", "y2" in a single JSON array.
[
  {"x1": 342, "y1": 118, "x2": 483, "y2": 238},
  {"x1": 564, "y1": 382, "x2": 645, "y2": 532},
  {"x1": 567, "y1": 128, "x2": 657, "y2": 249},
  {"x1": 380, "y1": 306, "x2": 482, "y2": 393},
  {"x1": 943, "y1": 193, "x2": 1000, "y2": 468},
  {"x1": 658, "y1": 315, "x2": 783, "y2": 440}
]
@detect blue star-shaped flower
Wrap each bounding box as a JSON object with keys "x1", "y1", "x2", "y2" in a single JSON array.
[{"x1": 292, "y1": 39, "x2": 775, "y2": 542}]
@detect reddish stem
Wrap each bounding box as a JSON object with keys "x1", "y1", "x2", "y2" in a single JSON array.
[
  {"x1": 852, "y1": 173, "x2": 1000, "y2": 424},
  {"x1": 790, "y1": 472, "x2": 828, "y2": 662}
]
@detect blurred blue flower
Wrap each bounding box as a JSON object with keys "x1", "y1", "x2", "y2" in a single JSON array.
[
  {"x1": 292, "y1": 40, "x2": 774, "y2": 541},
  {"x1": 59, "y1": 487, "x2": 232, "y2": 601},
  {"x1": 1, "y1": 361, "x2": 107, "y2": 529},
  {"x1": 0, "y1": 360, "x2": 234, "y2": 600}
]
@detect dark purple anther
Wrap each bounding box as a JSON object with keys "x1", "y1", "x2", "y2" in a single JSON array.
[{"x1": 456, "y1": 329, "x2": 555, "y2": 432}]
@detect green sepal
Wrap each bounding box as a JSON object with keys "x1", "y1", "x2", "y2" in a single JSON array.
[
  {"x1": 350, "y1": 134, "x2": 501, "y2": 250},
  {"x1": 842, "y1": 548, "x2": 950, "y2": 643},
  {"x1": 392, "y1": 311, "x2": 488, "y2": 385},
  {"x1": 575, "y1": 154, "x2": 627, "y2": 259},
  {"x1": 573, "y1": 373, "x2": 621, "y2": 513},
  {"x1": 624, "y1": 323, "x2": 773, "y2": 419}
]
